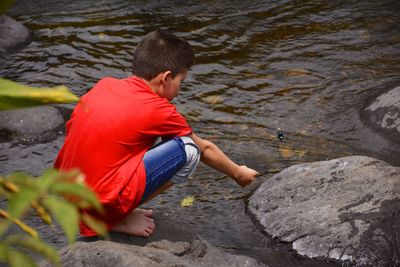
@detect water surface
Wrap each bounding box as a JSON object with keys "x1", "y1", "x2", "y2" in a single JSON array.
[{"x1": 1, "y1": 0, "x2": 400, "y2": 266}]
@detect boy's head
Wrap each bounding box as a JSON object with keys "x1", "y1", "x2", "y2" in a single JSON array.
[{"x1": 132, "y1": 29, "x2": 194, "y2": 81}]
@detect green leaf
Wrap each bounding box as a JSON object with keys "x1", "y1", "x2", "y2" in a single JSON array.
[
  {"x1": 0, "y1": 186, "x2": 10, "y2": 198},
  {"x1": 0, "y1": 244, "x2": 8, "y2": 261},
  {"x1": 0, "y1": 78, "x2": 79, "y2": 110},
  {"x1": 6, "y1": 171, "x2": 32, "y2": 180},
  {"x1": 81, "y1": 213, "x2": 108, "y2": 238},
  {"x1": 8, "y1": 188, "x2": 38, "y2": 218},
  {"x1": 5, "y1": 234, "x2": 60, "y2": 266},
  {"x1": 35, "y1": 169, "x2": 58, "y2": 192},
  {"x1": 42, "y1": 196, "x2": 78, "y2": 244},
  {"x1": 0, "y1": 0, "x2": 14, "y2": 15},
  {"x1": 6, "y1": 172, "x2": 35, "y2": 188},
  {"x1": 6, "y1": 250, "x2": 36, "y2": 267},
  {"x1": 50, "y1": 182, "x2": 103, "y2": 211},
  {"x1": 0, "y1": 220, "x2": 11, "y2": 236}
]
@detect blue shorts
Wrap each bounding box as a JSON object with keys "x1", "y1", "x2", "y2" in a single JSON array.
[{"x1": 141, "y1": 137, "x2": 190, "y2": 202}]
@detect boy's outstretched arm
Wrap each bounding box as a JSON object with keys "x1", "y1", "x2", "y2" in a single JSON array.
[{"x1": 189, "y1": 133, "x2": 259, "y2": 187}]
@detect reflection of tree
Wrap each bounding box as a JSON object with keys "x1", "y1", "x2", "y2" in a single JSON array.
[
  {"x1": 381, "y1": 107, "x2": 400, "y2": 130},
  {"x1": 0, "y1": 0, "x2": 14, "y2": 15},
  {"x1": 339, "y1": 198, "x2": 400, "y2": 266}
]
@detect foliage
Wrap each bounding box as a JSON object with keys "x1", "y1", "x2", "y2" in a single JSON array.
[
  {"x1": 0, "y1": 78, "x2": 80, "y2": 110},
  {"x1": 0, "y1": 0, "x2": 14, "y2": 15},
  {"x1": 0, "y1": 170, "x2": 108, "y2": 267}
]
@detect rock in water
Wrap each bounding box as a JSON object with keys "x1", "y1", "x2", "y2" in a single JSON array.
[
  {"x1": 0, "y1": 106, "x2": 64, "y2": 143},
  {"x1": 363, "y1": 86, "x2": 400, "y2": 143},
  {"x1": 39, "y1": 240, "x2": 266, "y2": 267},
  {"x1": 0, "y1": 15, "x2": 32, "y2": 54},
  {"x1": 248, "y1": 156, "x2": 400, "y2": 266}
]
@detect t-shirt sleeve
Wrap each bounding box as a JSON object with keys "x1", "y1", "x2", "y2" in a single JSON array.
[{"x1": 159, "y1": 109, "x2": 192, "y2": 138}]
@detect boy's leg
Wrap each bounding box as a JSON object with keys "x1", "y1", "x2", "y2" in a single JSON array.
[
  {"x1": 111, "y1": 136, "x2": 200, "y2": 237},
  {"x1": 141, "y1": 136, "x2": 200, "y2": 202}
]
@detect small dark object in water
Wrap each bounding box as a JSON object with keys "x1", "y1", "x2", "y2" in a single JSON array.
[{"x1": 277, "y1": 131, "x2": 284, "y2": 141}]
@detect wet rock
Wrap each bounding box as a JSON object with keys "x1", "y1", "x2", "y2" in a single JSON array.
[
  {"x1": 39, "y1": 239, "x2": 266, "y2": 267},
  {"x1": 248, "y1": 156, "x2": 400, "y2": 266},
  {"x1": 0, "y1": 15, "x2": 32, "y2": 54},
  {"x1": 362, "y1": 86, "x2": 400, "y2": 143},
  {"x1": 0, "y1": 106, "x2": 64, "y2": 143}
]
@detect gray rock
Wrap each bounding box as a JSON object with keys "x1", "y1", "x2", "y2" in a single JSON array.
[
  {"x1": 0, "y1": 106, "x2": 64, "y2": 143},
  {"x1": 248, "y1": 156, "x2": 400, "y2": 266},
  {"x1": 363, "y1": 86, "x2": 400, "y2": 143},
  {"x1": 0, "y1": 15, "x2": 32, "y2": 54},
  {"x1": 40, "y1": 239, "x2": 266, "y2": 267}
]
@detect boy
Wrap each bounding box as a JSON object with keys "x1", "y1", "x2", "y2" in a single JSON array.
[{"x1": 54, "y1": 29, "x2": 258, "y2": 237}]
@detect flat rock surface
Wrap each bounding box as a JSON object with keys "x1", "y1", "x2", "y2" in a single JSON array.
[
  {"x1": 39, "y1": 239, "x2": 266, "y2": 267},
  {"x1": 248, "y1": 156, "x2": 400, "y2": 266}
]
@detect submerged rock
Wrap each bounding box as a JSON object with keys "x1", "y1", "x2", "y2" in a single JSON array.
[
  {"x1": 40, "y1": 239, "x2": 266, "y2": 267},
  {"x1": 248, "y1": 156, "x2": 400, "y2": 266},
  {"x1": 0, "y1": 106, "x2": 64, "y2": 143},
  {"x1": 0, "y1": 15, "x2": 32, "y2": 54},
  {"x1": 362, "y1": 86, "x2": 400, "y2": 143}
]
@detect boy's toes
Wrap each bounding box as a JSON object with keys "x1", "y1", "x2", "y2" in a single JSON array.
[
  {"x1": 142, "y1": 231, "x2": 151, "y2": 237},
  {"x1": 142, "y1": 209, "x2": 153, "y2": 217},
  {"x1": 135, "y1": 208, "x2": 153, "y2": 217},
  {"x1": 147, "y1": 220, "x2": 155, "y2": 230},
  {"x1": 145, "y1": 227, "x2": 154, "y2": 236}
]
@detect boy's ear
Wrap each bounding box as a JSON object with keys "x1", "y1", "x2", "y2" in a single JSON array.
[{"x1": 160, "y1": 71, "x2": 172, "y2": 84}]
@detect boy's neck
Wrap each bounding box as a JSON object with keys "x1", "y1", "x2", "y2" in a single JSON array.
[
  {"x1": 136, "y1": 71, "x2": 175, "y2": 100},
  {"x1": 145, "y1": 78, "x2": 162, "y2": 95}
]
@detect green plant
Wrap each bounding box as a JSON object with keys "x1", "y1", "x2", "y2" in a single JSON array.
[
  {"x1": 0, "y1": 170, "x2": 107, "y2": 266},
  {"x1": 0, "y1": 78, "x2": 79, "y2": 110},
  {"x1": 0, "y1": 0, "x2": 14, "y2": 16},
  {"x1": 0, "y1": 78, "x2": 107, "y2": 266}
]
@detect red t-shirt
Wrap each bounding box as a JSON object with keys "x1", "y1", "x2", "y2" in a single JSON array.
[{"x1": 54, "y1": 76, "x2": 192, "y2": 236}]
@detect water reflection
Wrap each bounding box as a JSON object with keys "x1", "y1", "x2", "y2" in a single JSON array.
[{"x1": 1, "y1": 0, "x2": 400, "y2": 266}]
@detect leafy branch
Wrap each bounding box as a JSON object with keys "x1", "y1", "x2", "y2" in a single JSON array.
[{"x1": 0, "y1": 170, "x2": 108, "y2": 266}]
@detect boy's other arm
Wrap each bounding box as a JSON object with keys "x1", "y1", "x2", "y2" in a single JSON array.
[{"x1": 189, "y1": 133, "x2": 259, "y2": 187}]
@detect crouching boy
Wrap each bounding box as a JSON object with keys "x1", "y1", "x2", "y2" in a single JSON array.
[{"x1": 54, "y1": 29, "x2": 258, "y2": 237}]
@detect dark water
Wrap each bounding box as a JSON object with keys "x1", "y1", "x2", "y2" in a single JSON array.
[{"x1": 1, "y1": 0, "x2": 400, "y2": 266}]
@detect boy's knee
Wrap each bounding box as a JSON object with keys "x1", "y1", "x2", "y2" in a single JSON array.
[
  {"x1": 169, "y1": 136, "x2": 200, "y2": 185},
  {"x1": 181, "y1": 136, "x2": 200, "y2": 166}
]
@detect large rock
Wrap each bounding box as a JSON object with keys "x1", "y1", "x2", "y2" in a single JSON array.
[
  {"x1": 362, "y1": 86, "x2": 400, "y2": 143},
  {"x1": 40, "y1": 239, "x2": 266, "y2": 267},
  {"x1": 0, "y1": 106, "x2": 64, "y2": 143},
  {"x1": 0, "y1": 15, "x2": 32, "y2": 54},
  {"x1": 248, "y1": 156, "x2": 400, "y2": 266}
]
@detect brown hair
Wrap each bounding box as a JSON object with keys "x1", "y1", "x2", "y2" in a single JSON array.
[{"x1": 132, "y1": 29, "x2": 194, "y2": 80}]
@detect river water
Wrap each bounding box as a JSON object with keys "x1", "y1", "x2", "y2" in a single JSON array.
[{"x1": 1, "y1": 0, "x2": 400, "y2": 266}]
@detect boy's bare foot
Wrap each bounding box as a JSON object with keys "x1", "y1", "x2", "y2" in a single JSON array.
[
  {"x1": 111, "y1": 208, "x2": 155, "y2": 237},
  {"x1": 134, "y1": 208, "x2": 153, "y2": 217}
]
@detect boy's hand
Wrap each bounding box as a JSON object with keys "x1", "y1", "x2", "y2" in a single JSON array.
[{"x1": 235, "y1": 165, "x2": 259, "y2": 187}]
